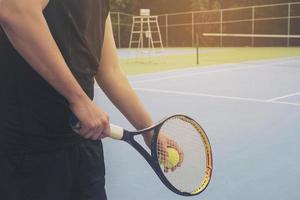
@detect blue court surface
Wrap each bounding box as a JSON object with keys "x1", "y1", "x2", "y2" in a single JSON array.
[{"x1": 94, "y1": 56, "x2": 300, "y2": 200}]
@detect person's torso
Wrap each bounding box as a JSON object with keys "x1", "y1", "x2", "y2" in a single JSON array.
[{"x1": 0, "y1": 0, "x2": 110, "y2": 152}]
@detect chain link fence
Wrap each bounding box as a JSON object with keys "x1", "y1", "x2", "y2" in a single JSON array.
[{"x1": 111, "y1": 2, "x2": 300, "y2": 48}]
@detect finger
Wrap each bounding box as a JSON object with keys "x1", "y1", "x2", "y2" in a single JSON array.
[
  {"x1": 178, "y1": 150, "x2": 184, "y2": 167},
  {"x1": 98, "y1": 134, "x2": 107, "y2": 140},
  {"x1": 86, "y1": 126, "x2": 104, "y2": 140},
  {"x1": 164, "y1": 167, "x2": 169, "y2": 173},
  {"x1": 159, "y1": 137, "x2": 169, "y2": 162},
  {"x1": 171, "y1": 166, "x2": 177, "y2": 172},
  {"x1": 175, "y1": 144, "x2": 184, "y2": 167},
  {"x1": 91, "y1": 128, "x2": 104, "y2": 140},
  {"x1": 167, "y1": 139, "x2": 175, "y2": 148},
  {"x1": 78, "y1": 125, "x2": 92, "y2": 138},
  {"x1": 96, "y1": 126, "x2": 110, "y2": 140},
  {"x1": 95, "y1": 117, "x2": 110, "y2": 139},
  {"x1": 101, "y1": 125, "x2": 111, "y2": 139}
]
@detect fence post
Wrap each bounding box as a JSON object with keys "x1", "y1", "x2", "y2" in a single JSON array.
[
  {"x1": 192, "y1": 12, "x2": 194, "y2": 46},
  {"x1": 287, "y1": 3, "x2": 291, "y2": 47},
  {"x1": 117, "y1": 12, "x2": 121, "y2": 48},
  {"x1": 251, "y1": 6, "x2": 255, "y2": 47},
  {"x1": 166, "y1": 15, "x2": 169, "y2": 47},
  {"x1": 220, "y1": 10, "x2": 223, "y2": 47}
]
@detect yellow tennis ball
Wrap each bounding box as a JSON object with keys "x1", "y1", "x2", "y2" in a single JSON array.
[{"x1": 161, "y1": 148, "x2": 180, "y2": 169}]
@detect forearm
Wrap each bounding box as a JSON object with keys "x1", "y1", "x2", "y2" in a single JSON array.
[
  {"x1": 0, "y1": 3, "x2": 87, "y2": 104},
  {"x1": 96, "y1": 14, "x2": 152, "y2": 134},
  {"x1": 96, "y1": 68, "x2": 153, "y2": 130}
]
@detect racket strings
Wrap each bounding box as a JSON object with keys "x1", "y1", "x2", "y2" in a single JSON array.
[{"x1": 156, "y1": 116, "x2": 210, "y2": 194}]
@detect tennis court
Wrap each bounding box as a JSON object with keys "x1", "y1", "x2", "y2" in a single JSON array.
[{"x1": 94, "y1": 47, "x2": 300, "y2": 200}]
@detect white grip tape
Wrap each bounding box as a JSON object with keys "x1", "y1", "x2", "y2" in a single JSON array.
[{"x1": 110, "y1": 124, "x2": 124, "y2": 140}]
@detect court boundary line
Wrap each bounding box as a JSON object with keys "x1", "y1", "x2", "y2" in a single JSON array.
[
  {"x1": 132, "y1": 65, "x2": 261, "y2": 84},
  {"x1": 128, "y1": 56, "x2": 300, "y2": 79},
  {"x1": 133, "y1": 87, "x2": 300, "y2": 107},
  {"x1": 267, "y1": 92, "x2": 300, "y2": 102},
  {"x1": 130, "y1": 57, "x2": 300, "y2": 84}
]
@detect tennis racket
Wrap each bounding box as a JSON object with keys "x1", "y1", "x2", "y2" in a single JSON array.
[{"x1": 69, "y1": 114, "x2": 213, "y2": 196}]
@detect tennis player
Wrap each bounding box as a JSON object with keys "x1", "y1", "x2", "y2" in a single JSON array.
[{"x1": 0, "y1": 0, "x2": 154, "y2": 199}]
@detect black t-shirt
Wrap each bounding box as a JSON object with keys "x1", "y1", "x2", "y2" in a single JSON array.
[{"x1": 0, "y1": 0, "x2": 110, "y2": 153}]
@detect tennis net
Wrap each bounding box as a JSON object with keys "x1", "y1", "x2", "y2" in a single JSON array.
[{"x1": 202, "y1": 33, "x2": 300, "y2": 47}]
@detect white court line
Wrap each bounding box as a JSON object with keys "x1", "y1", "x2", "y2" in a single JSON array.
[
  {"x1": 267, "y1": 92, "x2": 300, "y2": 102},
  {"x1": 134, "y1": 88, "x2": 266, "y2": 102},
  {"x1": 130, "y1": 56, "x2": 300, "y2": 78},
  {"x1": 272, "y1": 101, "x2": 300, "y2": 106},
  {"x1": 134, "y1": 87, "x2": 300, "y2": 106},
  {"x1": 129, "y1": 56, "x2": 300, "y2": 80},
  {"x1": 131, "y1": 57, "x2": 299, "y2": 84},
  {"x1": 131, "y1": 64, "x2": 263, "y2": 84}
]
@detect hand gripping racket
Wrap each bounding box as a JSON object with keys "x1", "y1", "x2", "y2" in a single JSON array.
[{"x1": 70, "y1": 114, "x2": 213, "y2": 196}]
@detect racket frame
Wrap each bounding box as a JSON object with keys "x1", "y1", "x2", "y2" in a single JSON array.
[
  {"x1": 69, "y1": 113, "x2": 212, "y2": 196},
  {"x1": 119, "y1": 115, "x2": 213, "y2": 196}
]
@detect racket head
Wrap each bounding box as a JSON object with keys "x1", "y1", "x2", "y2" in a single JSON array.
[
  {"x1": 149, "y1": 115, "x2": 213, "y2": 196},
  {"x1": 69, "y1": 113, "x2": 212, "y2": 196}
]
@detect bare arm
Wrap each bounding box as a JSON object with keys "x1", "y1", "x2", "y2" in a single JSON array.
[
  {"x1": 0, "y1": 0, "x2": 85, "y2": 104},
  {"x1": 0, "y1": 0, "x2": 109, "y2": 140},
  {"x1": 96, "y1": 15, "x2": 153, "y2": 140}
]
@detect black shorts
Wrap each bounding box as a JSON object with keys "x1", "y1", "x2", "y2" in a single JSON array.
[{"x1": 0, "y1": 140, "x2": 107, "y2": 200}]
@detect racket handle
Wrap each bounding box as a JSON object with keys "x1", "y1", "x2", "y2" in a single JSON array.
[
  {"x1": 69, "y1": 113, "x2": 124, "y2": 140},
  {"x1": 109, "y1": 124, "x2": 124, "y2": 140}
]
